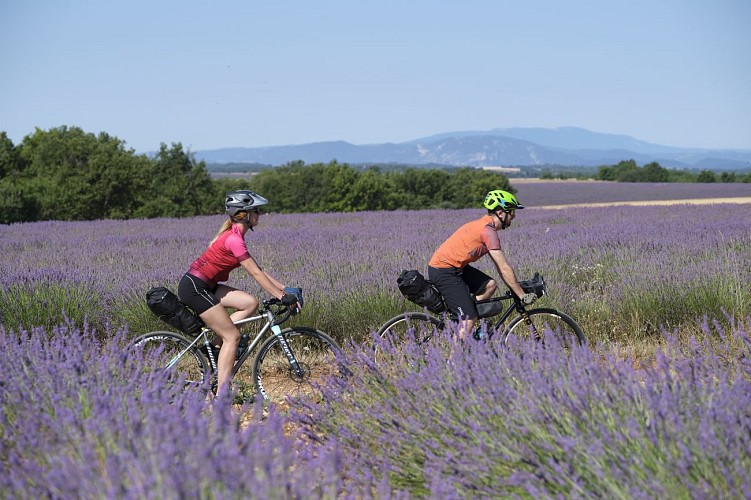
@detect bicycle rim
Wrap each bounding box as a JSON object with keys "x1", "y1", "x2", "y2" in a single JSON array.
[
  {"x1": 132, "y1": 331, "x2": 209, "y2": 388},
  {"x1": 253, "y1": 327, "x2": 340, "y2": 405},
  {"x1": 375, "y1": 313, "x2": 442, "y2": 362},
  {"x1": 503, "y1": 308, "x2": 585, "y2": 349}
]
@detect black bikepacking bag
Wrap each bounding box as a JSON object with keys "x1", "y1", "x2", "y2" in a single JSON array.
[
  {"x1": 397, "y1": 269, "x2": 445, "y2": 314},
  {"x1": 146, "y1": 286, "x2": 204, "y2": 335}
]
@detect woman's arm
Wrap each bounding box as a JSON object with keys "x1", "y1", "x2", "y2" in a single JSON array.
[
  {"x1": 239, "y1": 257, "x2": 285, "y2": 299},
  {"x1": 263, "y1": 270, "x2": 286, "y2": 290}
]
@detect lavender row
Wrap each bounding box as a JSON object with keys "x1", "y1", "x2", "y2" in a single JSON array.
[
  {"x1": 0, "y1": 323, "x2": 351, "y2": 497},
  {"x1": 1, "y1": 203, "x2": 750, "y2": 342},
  {"x1": 512, "y1": 180, "x2": 751, "y2": 206},
  {"x1": 293, "y1": 319, "x2": 751, "y2": 497},
  {"x1": 3, "y1": 316, "x2": 749, "y2": 497}
]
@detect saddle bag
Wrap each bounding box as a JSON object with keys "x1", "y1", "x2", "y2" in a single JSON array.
[
  {"x1": 146, "y1": 286, "x2": 204, "y2": 335},
  {"x1": 397, "y1": 269, "x2": 445, "y2": 314}
]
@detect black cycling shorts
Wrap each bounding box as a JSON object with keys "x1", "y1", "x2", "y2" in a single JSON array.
[
  {"x1": 428, "y1": 265, "x2": 492, "y2": 320},
  {"x1": 177, "y1": 273, "x2": 220, "y2": 315}
]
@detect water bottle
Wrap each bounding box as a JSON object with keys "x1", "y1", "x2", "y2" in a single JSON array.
[
  {"x1": 237, "y1": 333, "x2": 249, "y2": 359},
  {"x1": 472, "y1": 326, "x2": 485, "y2": 341}
]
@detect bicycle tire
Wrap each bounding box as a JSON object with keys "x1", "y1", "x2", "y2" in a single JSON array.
[
  {"x1": 132, "y1": 331, "x2": 210, "y2": 388},
  {"x1": 375, "y1": 313, "x2": 443, "y2": 362},
  {"x1": 252, "y1": 327, "x2": 341, "y2": 405},
  {"x1": 501, "y1": 308, "x2": 585, "y2": 348}
]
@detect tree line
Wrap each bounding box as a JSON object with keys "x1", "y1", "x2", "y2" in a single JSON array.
[
  {"x1": 3, "y1": 126, "x2": 746, "y2": 224},
  {"x1": 541, "y1": 160, "x2": 751, "y2": 183},
  {"x1": 0, "y1": 127, "x2": 218, "y2": 223},
  {"x1": 0, "y1": 126, "x2": 514, "y2": 223}
]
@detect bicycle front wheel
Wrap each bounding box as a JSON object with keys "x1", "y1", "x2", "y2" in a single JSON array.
[
  {"x1": 252, "y1": 327, "x2": 341, "y2": 405},
  {"x1": 132, "y1": 331, "x2": 209, "y2": 388},
  {"x1": 502, "y1": 308, "x2": 585, "y2": 348}
]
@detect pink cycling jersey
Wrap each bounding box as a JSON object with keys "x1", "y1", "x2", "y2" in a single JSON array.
[{"x1": 188, "y1": 224, "x2": 251, "y2": 284}]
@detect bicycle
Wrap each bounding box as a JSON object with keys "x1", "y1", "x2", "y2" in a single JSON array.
[
  {"x1": 133, "y1": 297, "x2": 341, "y2": 404},
  {"x1": 377, "y1": 273, "x2": 585, "y2": 350}
]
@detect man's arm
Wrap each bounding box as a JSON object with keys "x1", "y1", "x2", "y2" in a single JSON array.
[{"x1": 487, "y1": 248, "x2": 527, "y2": 299}]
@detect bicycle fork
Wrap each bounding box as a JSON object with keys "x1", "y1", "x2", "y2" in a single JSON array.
[
  {"x1": 271, "y1": 325, "x2": 305, "y2": 379},
  {"x1": 517, "y1": 307, "x2": 544, "y2": 342}
]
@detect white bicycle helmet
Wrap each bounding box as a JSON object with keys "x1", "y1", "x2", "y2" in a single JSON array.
[{"x1": 225, "y1": 190, "x2": 268, "y2": 217}]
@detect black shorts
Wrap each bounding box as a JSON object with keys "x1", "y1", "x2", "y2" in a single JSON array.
[
  {"x1": 428, "y1": 265, "x2": 492, "y2": 320},
  {"x1": 177, "y1": 273, "x2": 220, "y2": 315}
]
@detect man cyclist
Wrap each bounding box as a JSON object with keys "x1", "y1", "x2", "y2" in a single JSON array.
[{"x1": 428, "y1": 189, "x2": 537, "y2": 341}]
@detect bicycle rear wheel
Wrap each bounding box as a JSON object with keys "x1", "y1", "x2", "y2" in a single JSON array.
[
  {"x1": 375, "y1": 313, "x2": 443, "y2": 362},
  {"x1": 132, "y1": 331, "x2": 209, "y2": 389},
  {"x1": 377, "y1": 312, "x2": 443, "y2": 344},
  {"x1": 501, "y1": 308, "x2": 585, "y2": 348},
  {"x1": 252, "y1": 327, "x2": 341, "y2": 405}
]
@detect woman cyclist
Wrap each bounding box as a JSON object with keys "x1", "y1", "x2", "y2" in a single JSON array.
[
  {"x1": 177, "y1": 190, "x2": 301, "y2": 394},
  {"x1": 428, "y1": 189, "x2": 537, "y2": 341}
]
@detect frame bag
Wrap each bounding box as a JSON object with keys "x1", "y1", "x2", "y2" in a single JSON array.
[
  {"x1": 146, "y1": 286, "x2": 204, "y2": 335},
  {"x1": 397, "y1": 269, "x2": 445, "y2": 314}
]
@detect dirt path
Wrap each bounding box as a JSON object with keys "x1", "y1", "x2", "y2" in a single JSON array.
[{"x1": 537, "y1": 197, "x2": 751, "y2": 209}]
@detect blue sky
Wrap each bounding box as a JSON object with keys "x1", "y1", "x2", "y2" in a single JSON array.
[{"x1": 1, "y1": 0, "x2": 749, "y2": 153}]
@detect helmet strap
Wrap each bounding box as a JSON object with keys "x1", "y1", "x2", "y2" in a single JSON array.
[{"x1": 497, "y1": 210, "x2": 510, "y2": 230}]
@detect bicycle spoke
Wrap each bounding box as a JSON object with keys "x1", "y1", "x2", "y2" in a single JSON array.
[
  {"x1": 133, "y1": 332, "x2": 208, "y2": 389},
  {"x1": 375, "y1": 313, "x2": 441, "y2": 363},
  {"x1": 504, "y1": 310, "x2": 585, "y2": 350},
  {"x1": 254, "y1": 329, "x2": 340, "y2": 405}
]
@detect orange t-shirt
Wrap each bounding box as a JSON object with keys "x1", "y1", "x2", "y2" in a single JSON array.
[{"x1": 429, "y1": 215, "x2": 501, "y2": 269}]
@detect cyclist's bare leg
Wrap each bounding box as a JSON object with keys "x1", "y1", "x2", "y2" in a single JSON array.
[
  {"x1": 206, "y1": 286, "x2": 259, "y2": 350},
  {"x1": 215, "y1": 285, "x2": 259, "y2": 322},
  {"x1": 457, "y1": 317, "x2": 476, "y2": 342},
  {"x1": 454, "y1": 280, "x2": 496, "y2": 341},
  {"x1": 199, "y1": 304, "x2": 241, "y2": 392},
  {"x1": 474, "y1": 279, "x2": 497, "y2": 301}
]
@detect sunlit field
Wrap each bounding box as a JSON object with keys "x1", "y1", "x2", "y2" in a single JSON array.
[
  {"x1": 2, "y1": 200, "x2": 749, "y2": 348},
  {"x1": 1, "y1": 181, "x2": 750, "y2": 497},
  {"x1": 513, "y1": 179, "x2": 751, "y2": 207}
]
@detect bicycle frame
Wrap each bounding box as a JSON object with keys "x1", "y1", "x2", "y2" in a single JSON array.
[
  {"x1": 425, "y1": 290, "x2": 539, "y2": 341},
  {"x1": 168, "y1": 301, "x2": 304, "y2": 378},
  {"x1": 482, "y1": 293, "x2": 539, "y2": 341}
]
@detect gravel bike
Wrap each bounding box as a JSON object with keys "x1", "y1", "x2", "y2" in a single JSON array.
[
  {"x1": 133, "y1": 297, "x2": 341, "y2": 404},
  {"x1": 377, "y1": 273, "x2": 585, "y2": 349}
]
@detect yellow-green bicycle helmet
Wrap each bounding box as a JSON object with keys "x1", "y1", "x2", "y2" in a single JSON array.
[{"x1": 484, "y1": 190, "x2": 524, "y2": 212}]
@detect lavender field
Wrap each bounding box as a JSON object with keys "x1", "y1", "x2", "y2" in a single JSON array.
[
  {"x1": 2, "y1": 306, "x2": 749, "y2": 496},
  {"x1": 513, "y1": 180, "x2": 751, "y2": 207},
  {"x1": 1, "y1": 183, "x2": 751, "y2": 496},
  {"x1": 1, "y1": 197, "x2": 749, "y2": 346}
]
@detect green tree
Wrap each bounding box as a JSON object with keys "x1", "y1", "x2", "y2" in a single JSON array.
[
  {"x1": 390, "y1": 168, "x2": 452, "y2": 209},
  {"x1": 596, "y1": 164, "x2": 617, "y2": 181},
  {"x1": 16, "y1": 126, "x2": 150, "y2": 220},
  {"x1": 445, "y1": 168, "x2": 514, "y2": 208},
  {"x1": 642, "y1": 162, "x2": 670, "y2": 182},
  {"x1": 0, "y1": 132, "x2": 19, "y2": 178},
  {"x1": 696, "y1": 170, "x2": 717, "y2": 183},
  {"x1": 0, "y1": 178, "x2": 37, "y2": 223},
  {"x1": 134, "y1": 143, "x2": 218, "y2": 218},
  {"x1": 720, "y1": 172, "x2": 736, "y2": 183}
]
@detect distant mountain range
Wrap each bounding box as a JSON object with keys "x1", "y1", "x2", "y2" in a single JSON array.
[{"x1": 194, "y1": 127, "x2": 751, "y2": 170}]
